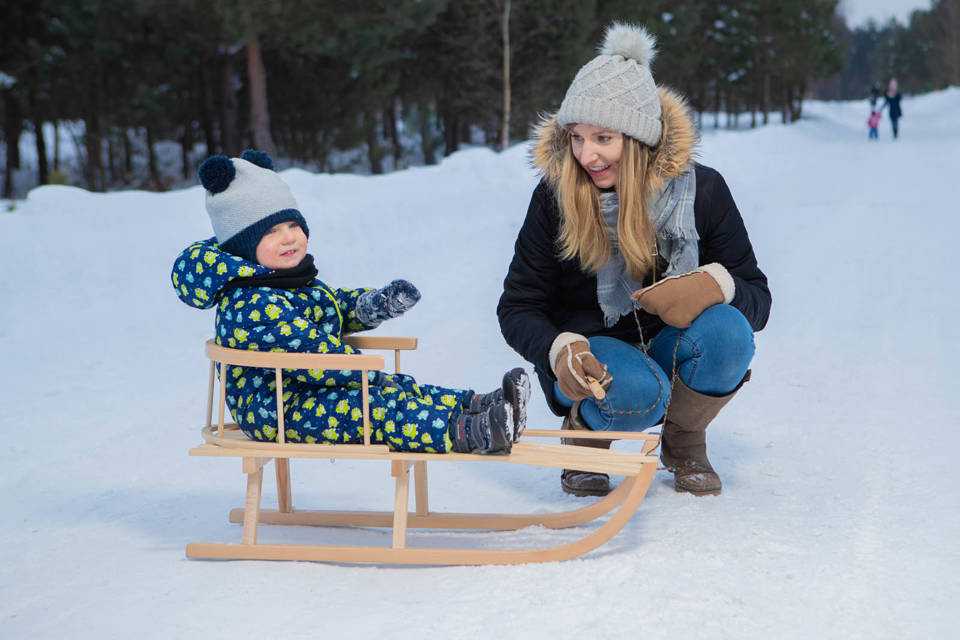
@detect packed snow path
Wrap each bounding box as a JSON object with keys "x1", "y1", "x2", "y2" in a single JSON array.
[{"x1": 1, "y1": 90, "x2": 957, "y2": 638}]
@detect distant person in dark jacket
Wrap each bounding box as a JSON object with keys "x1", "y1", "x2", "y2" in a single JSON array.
[
  {"x1": 883, "y1": 78, "x2": 903, "y2": 139},
  {"x1": 869, "y1": 82, "x2": 883, "y2": 110},
  {"x1": 497, "y1": 23, "x2": 771, "y2": 498}
]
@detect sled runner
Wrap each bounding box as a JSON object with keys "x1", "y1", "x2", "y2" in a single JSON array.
[{"x1": 186, "y1": 337, "x2": 660, "y2": 565}]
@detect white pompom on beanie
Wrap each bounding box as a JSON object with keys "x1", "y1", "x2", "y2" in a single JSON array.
[
  {"x1": 556, "y1": 23, "x2": 662, "y2": 146},
  {"x1": 198, "y1": 149, "x2": 309, "y2": 262}
]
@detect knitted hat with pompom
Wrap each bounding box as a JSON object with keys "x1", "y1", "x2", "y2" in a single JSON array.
[
  {"x1": 197, "y1": 149, "x2": 309, "y2": 262},
  {"x1": 556, "y1": 23, "x2": 662, "y2": 146}
]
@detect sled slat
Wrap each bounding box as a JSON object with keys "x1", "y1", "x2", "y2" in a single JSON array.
[{"x1": 191, "y1": 438, "x2": 652, "y2": 477}]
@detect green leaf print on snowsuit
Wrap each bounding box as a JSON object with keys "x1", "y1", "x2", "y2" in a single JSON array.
[{"x1": 171, "y1": 238, "x2": 469, "y2": 452}]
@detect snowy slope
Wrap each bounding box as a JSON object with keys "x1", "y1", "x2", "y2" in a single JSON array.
[{"x1": 1, "y1": 89, "x2": 958, "y2": 639}]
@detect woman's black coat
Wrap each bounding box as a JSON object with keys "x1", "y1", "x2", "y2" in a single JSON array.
[
  {"x1": 497, "y1": 163, "x2": 771, "y2": 415},
  {"x1": 884, "y1": 93, "x2": 903, "y2": 119}
]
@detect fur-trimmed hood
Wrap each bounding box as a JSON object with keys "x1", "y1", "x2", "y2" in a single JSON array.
[{"x1": 531, "y1": 86, "x2": 698, "y2": 195}]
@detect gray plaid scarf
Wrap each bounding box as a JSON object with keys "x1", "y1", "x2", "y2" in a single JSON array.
[{"x1": 596, "y1": 167, "x2": 698, "y2": 327}]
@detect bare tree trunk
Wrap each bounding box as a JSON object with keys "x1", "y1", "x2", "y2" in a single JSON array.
[
  {"x1": 181, "y1": 119, "x2": 194, "y2": 179},
  {"x1": 382, "y1": 99, "x2": 403, "y2": 168},
  {"x1": 762, "y1": 73, "x2": 770, "y2": 125},
  {"x1": 364, "y1": 110, "x2": 383, "y2": 174},
  {"x1": 500, "y1": 0, "x2": 511, "y2": 151},
  {"x1": 122, "y1": 128, "x2": 132, "y2": 178},
  {"x1": 32, "y1": 117, "x2": 49, "y2": 185},
  {"x1": 2, "y1": 94, "x2": 22, "y2": 198},
  {"x1": 106, "y1": 129, "x2": 116, "y2": 184},
  {"x1": 443, "y1": 110, "x2": 460, "y2": 156},
  {"x1": 419, "y1": 105, "x2": 436, "y2": 165},
  {"x1": 221, "y1": 53, "x2": 240, "y2": 156},
  {"x1": 53, "y1": 120, "x2": 61, "y2": 171},
  {"x1": 245, "y1": 32, "x2": 276, "y2": 155},
  {"x1": 198, "y1": 64, "x2": 217, "y2": 154},
  {"x1": 713, "y1": 83, "x2": 721, "y2": 129},
  {"x1": 53, "y1": 120, "x2": 60, "y2": 171},
  {"x1": 145, "y1": 126, "x2": 162, "y2": 190},
  {"x1": 84, "y1": 112, "x2": 103, "y2": 191},
  {"x1": 791, "y1": 80, "x2": 806, "y2": 121}
]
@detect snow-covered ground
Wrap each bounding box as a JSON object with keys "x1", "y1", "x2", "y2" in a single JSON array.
[{"x1": 1, "y1": 89, "x2": 958, "y2": 639}]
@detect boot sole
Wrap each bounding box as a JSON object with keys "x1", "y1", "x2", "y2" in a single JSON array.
[
  {"x1": 561, "y1": 483, "x2": 612, "y2": 498},
  {"x1": 503, "y1": 368, "x2": 530, "y2": 442},
  {"x1": 561, "y1": 473, "x2": 611, "y2": 497},
  {"x1": 675, "y1": 485, "x2": 722, "y2": 497}
]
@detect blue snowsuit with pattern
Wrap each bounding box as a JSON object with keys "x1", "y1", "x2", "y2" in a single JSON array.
[{"x1": 172, "y1": 238, "x2": 469, "y2": 452}]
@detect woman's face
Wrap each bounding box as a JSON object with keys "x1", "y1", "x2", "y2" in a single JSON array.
[
  {"x1": 569, "y1": 124, "x2": 624, "y2": 189},
  {"x1": 255, "y1": 221, "x2": 307, "y2": 269}
]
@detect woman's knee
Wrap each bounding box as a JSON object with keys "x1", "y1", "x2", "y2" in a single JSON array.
[
  {"x1": 693, "y1": 305, "x2": 754, "y2": 353},
  {"x1": 581, "y1": 336, "x2": 670, "y2": 429},
  {"x1": 680, "y1": 304, "x2": 755, "y2": 392}
]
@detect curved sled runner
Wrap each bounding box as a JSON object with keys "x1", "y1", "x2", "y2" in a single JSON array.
[{"x1": 187, "y1": 337, "x2": 660, "y2": 565}]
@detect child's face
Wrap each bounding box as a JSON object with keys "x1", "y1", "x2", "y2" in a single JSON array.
[{"x1": 255, "y1": 221, "x2": 307, "y2": 269}]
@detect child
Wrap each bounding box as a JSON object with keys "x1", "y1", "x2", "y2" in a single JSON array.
[
  {"x1": 867, "y1": 110, "x2": 881, "y2": 140},
  {"x1": 171, "y1": 149, "x2": 530, "y2": 455}
]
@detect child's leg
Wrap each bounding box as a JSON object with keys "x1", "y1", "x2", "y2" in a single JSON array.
[{"x1": 377, "y1": 374, "x2": 470, "y2": 453}]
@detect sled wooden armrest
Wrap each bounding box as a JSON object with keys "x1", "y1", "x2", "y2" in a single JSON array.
[
  {"x1": 205, "y1": 340, "x2": 385, "y2": 370},
  {"x1": 345, "y1": 336, "x2": 418, "y2": 351},
  {"x1": 344, "y1": 335, "x2": 417, "y2": 372}
]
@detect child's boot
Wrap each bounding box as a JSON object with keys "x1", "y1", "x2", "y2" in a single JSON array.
[
  {"x1": 466, "y1": 368, "x2": 530, "y2": 442},
  {"x1": 449, "y1": 394, "x2": 522, "y2": 455}
]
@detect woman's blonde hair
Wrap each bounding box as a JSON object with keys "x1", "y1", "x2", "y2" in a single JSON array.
[{"x1": 556, "y1": 132, "x2": 657, "y2": 280}]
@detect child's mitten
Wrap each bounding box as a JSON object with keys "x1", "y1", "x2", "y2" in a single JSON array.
[{"x1": 356, "y1": 279, "x2": 421, "y2": 326}]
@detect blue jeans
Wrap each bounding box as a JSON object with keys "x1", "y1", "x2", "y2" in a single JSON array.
[{"x1": 554, "y1": 305, "x2": 755, "y2": 431}]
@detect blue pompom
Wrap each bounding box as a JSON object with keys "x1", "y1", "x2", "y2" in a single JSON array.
[
  {"x1": 198, "y1": 155, "x2": 235, "y2": 194},
  {"x1": 241, "y1": 149, "x2": 274, "y2": 170}
]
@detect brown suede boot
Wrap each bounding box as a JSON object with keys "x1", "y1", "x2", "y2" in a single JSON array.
[
  {"x1": 560, "y1": 402, "x2": 612, "y2": 497},
  {"x1": 660, "y1": 371, "x2": 750, "y2": 496}
]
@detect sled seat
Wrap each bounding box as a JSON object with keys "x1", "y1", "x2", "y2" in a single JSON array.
[{"x1": 187, "y1": 337, "x2": 660, "y2": 565}]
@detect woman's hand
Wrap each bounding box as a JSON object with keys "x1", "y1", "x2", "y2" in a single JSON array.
[
  {"x1": 632, "y1": 267, "x2": 728, "y2": 329},
  {"x1": 551, "y1": 336, "x2": 612, "y2": 401}
]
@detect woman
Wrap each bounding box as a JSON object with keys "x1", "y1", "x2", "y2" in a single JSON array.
[
  {"x1": 883, "y1": 78, "x2": 903, "y2": 139},
  {"x1": 498, "y1": 24, "x2": 771, "y2": 497}
]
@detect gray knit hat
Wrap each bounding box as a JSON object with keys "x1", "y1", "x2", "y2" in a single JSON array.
[
  {"x1": 556, "y1": 23, "x2": 662, "y2": 146},
  {"x1": 197, "y1": 149, "x2": 309, "y2": 262}
]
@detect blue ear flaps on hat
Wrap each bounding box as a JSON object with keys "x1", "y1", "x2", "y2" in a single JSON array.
[
  {"x1": 241, "y1": 149, "x2": 274, "y2": 170},
  {"x1": 198, "y1": 155, "x2": 235, "y2": 194}
]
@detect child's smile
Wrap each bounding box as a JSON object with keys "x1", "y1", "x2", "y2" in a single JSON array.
[{"x1": 255, "y1": 221, "x2": 307, "y2": 269}]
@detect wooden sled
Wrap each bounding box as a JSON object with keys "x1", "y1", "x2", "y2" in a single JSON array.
[{"x1": 187, "y1": 336, "x2": 660, "y2": 565}]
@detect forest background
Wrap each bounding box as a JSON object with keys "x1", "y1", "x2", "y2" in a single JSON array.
[{"x1": 2, "y1": 0, "x2": 958, "y2": 198}]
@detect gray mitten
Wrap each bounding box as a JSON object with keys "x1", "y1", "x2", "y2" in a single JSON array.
[{"x1": 355, "y1": 279, "x2": 421, "y2": 326}]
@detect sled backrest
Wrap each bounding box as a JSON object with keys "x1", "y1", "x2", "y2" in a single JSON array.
[{"x1": 204, "y1": 339, "x2": 392, "y2": 447}]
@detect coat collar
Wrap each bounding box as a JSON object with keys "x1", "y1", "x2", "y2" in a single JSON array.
[{"x1": 530, "y1": 86, "x2": 698, "y2": 195}]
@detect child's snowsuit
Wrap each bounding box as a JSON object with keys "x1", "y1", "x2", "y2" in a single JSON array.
[{"x1": 172, "y1": 238, "x2": 469, "y2": 453}]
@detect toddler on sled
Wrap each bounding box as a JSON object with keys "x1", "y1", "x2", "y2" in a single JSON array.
[{"x1": 171, "y1": 149, "x2": 529, "y2": 455}]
